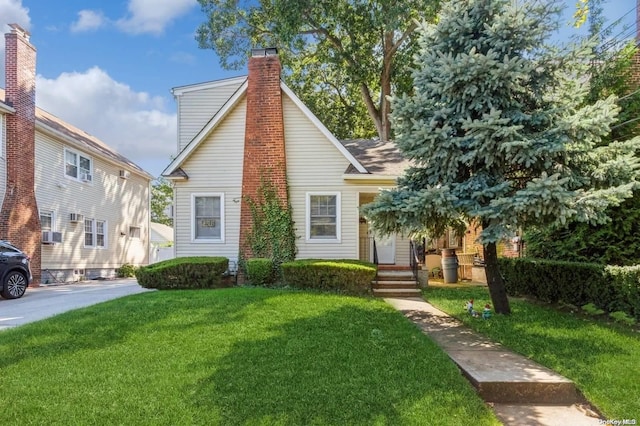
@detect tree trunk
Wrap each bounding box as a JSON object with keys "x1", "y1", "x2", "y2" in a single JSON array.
[{"x1": 483, "y1": 241, "x2": 512, "y2": 315}]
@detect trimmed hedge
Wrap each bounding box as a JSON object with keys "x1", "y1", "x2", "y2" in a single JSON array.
[
  {"x1": 135, "y1": 257, "x2": 228, "y2": 290},
  {"x1": 499, "y1": 257, "x2": 640, "y2": 319},
  {"x1": 281, "y1": 259, "x2": 377, "y2": 296},
  {"x1": 245, "y1": 258, "x2": 275, "y2": 286}
]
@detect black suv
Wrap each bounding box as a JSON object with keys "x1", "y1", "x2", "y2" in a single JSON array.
[{"x1": 0, "y1": 240, "x2": 33, "y2": 299}]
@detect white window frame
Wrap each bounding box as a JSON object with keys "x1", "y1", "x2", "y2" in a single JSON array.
[
  {"x1": 40, "y1": 210, "x2": 54, "y2": 232},
  {"x1": 306, "y1": 192, "x2": 341, "y2": 243},
  {"x1": 84, "y1": 218, "x2": 107, "y2": 249},
  {"x1": 64, "y1": 148, "x2": 93, "y2": 183},
  {"x1": 191, "y1": 193, "x2": 225, "y2": 243}
]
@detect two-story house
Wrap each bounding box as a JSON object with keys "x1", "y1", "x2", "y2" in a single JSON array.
[{"x1": 0, "y1": 24, "x2": 152, "y2": 285}]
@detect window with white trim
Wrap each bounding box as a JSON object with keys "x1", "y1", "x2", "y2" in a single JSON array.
[
  {"x1": 40, "y1": 211, "x2": 53, "y2": 232},
  {"x1": 84, "y1": 218, "x2": 107, "y2": 248},
  {"x1": 192, "y1": 194, "x2": 224, "y2": 241},
  {"x1": 306, "y1": 193, "x2": 341, "y2": 241},
  {"x1": 65, "y1": 148, "x2": 93, "y2": 182}
]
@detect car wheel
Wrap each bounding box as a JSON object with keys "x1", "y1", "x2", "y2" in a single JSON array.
[{"x1": 1, "y1": 271, "x2": 27, "y2": 299}]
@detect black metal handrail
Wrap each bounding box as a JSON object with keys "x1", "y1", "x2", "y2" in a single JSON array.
[
  {"x1": 372, "y1": 239, "x2": 379, "y2": 265},
  {"x1": 409, "y1": 240, "x2": 420, "y2": 286}
]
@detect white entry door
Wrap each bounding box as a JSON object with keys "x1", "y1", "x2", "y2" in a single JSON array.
[{"x1": 374, "y1": 234, "x2": 396, "y2": 264}]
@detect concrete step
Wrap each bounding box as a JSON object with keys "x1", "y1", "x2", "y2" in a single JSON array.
[
  {"x1": 385, "y1": 298, "x2": 582, "y2": 405},
  {"x1": 372, "y1": 288, "x2": 422, "y2": 298},
  {"x1": 373, "y1": 280, "x2": 418, "y2": 288},
  {"x1": 377, "y1": 270, "x2": 415, "y2": 280}
]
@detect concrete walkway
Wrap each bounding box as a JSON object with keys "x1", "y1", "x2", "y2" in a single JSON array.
[{"x1": 385, "y1": 297, "x2": 603, "y2": 426}]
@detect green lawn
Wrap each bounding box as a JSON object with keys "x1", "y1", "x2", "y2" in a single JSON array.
[
  {"x1": 0, "y1": 288, "x2": 499, "y2": 425},
  {"x1": 425, "y1": 286, "x2": 640, "y2": 419}
]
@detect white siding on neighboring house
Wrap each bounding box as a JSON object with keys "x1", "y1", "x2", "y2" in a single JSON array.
[
  {"x1": 174, "y1": 97, "x2": 246, "y2": 262},
  {"x1": 35, "y1": 130, "x2": 149, "y2": 279},
  {"x1": 0, "y1": 113, "x2": 5, "y2": 207},
  {"x1": 175, "y1": 78, "x2": 245, "y2": 152}
]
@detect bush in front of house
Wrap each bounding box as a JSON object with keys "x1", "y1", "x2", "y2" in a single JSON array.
[
  {"x1": 498, "y1": 257, "x2": 640, "y2": 320},
  {"x1": 245, "y1": 258, "x2": 275, "y2": 286},
  {"x1": 281, "y1": 259, "x2": 377, "y2": 296},
  {"x1": 116, "y1": 263, "x2": 137, "y2": 278},
  {"x1": 135, "y1": 257, "x2": 228, "y2": 290}
]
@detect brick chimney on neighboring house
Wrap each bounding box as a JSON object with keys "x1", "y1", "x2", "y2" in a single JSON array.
[
  {"x1": 0, "y1": 24, "x2": 41, "y2": 284},
  {"x1": 239, "y1": 48, "x2": 289, "y2": 259}
]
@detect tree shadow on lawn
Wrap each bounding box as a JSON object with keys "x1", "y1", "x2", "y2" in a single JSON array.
[
  {"x1": 190, "y1": 303, "x2": 497, "y2": 426},
  {"x1": 0, "y1": 288, "x2": 268, "y2": 370}
]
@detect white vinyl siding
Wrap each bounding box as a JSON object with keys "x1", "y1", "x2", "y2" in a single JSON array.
[
  {"x1": 176, "y1": 80, "x2": 245, "y2": 151},
  {"x1": 0, "y1": 115, "x2": 7, "y2": 206},
  {"x1": 281, "y1": 94, "x2": 356, "y2": 258},
  {"x1": 173, "y1": 97, "x2": 245, "y2": 260},
  {"x1": 35, "y1": 130, "x2": 150, "y2": 270}
]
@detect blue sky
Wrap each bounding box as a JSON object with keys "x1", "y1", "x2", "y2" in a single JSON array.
[{"x1": 0, "y1": 0, "x2": 637, "y2": 178}]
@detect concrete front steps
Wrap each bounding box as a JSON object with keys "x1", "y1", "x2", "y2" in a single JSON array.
[{"x1": 372, "y1": 266, "x2": 421, "y2": 298}]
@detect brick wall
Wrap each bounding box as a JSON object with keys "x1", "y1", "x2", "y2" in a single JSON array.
[
  {"x1": 0, "y1": 24, "x2": 41, "y2": 284},
  {"x1": 238, "y1": 49, "x2": 288, "y2": 259}
]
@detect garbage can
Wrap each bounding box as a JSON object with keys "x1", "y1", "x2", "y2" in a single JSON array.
[{"x1": 441, "y1": 248, "x2": 458, "y2": 283}]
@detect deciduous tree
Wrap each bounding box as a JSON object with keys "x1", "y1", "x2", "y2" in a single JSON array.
[
  {"x1": 151, "y1": 177, "x2": 173, "y2": 227},
  {"x1": 195, "y1": 0, "x2": 439, "y2": 141}
]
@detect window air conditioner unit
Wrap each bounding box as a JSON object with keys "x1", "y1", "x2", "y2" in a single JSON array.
[
  {"x1": 119, "y1": 170, "x2": 130, "y2": 179},
  {"x1": 70, "y1": 213, "x2": 84, "y2": 223},
  {"x1": 42, "y1": 231, "x2": 63, "y2": 244},
  {"x1": 80, "y1": 172, "x2": 92, "y2": 182}
]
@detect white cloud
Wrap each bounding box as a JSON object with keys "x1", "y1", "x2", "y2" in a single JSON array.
[
  {"x1": 36, "y1": 67, "x2": 176, "y2": 177},
  {"x1": 70, "y1": 10, "x2": 107, "y2": 33},
  {"x1": 116, "y1": 0, "x2": 198, "y2": 35},
  {"x1": 0, "y1": 0, "x2": 30, "y2": 32},
  {"x1": 0, "y1": 0, "x2": 31, "y2": 76}
]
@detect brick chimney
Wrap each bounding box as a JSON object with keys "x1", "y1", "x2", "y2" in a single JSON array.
[
  {"x1": 0, "y1": 24, "x2": 41, "y2": 284},
  {"x1": 239, "y1": 48, "x2": 289, "y2": 259}
]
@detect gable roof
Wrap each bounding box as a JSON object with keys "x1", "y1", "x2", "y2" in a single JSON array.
[
  {"x1": 162, "y1": 78, "x2": 368, "y2": 177},
  {"x1": 0, "y1": 88, "x2": 152, "y2": 180}
]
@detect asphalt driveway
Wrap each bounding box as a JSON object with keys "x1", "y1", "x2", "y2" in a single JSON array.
[{"x1": 0, "y1": 279, "x2": 153, "y2": 331}]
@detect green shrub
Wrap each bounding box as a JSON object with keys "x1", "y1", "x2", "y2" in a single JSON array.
[
  {"x1": 581, "y1": 303, "x2": 605, "y2": 316},
  {"x1": 135, "y1": 257, "x2": 228, "y2": 290},
  {"x1": 281, "y1": 259, "x2": 376, "y2": 296},
  {"x1": 609, "y1": 311, "x2": 637, "y2": 326},
  {"x1": 499, "y1": 257, "x2": 640, "y2": 320},
  {"x1": 116, "y1": 263, "x2": 137, "y2": 278},
  {"x1": 245, "y1": 258, "x2": 275, "y2": 286}
]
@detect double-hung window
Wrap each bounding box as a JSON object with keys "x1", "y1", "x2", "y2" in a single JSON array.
[
  {"x1": 65, "y1": 148, "x2": 93, "y2": 182},
  {"x1": 192, "y1": 194, "x2": 224, "y2": 242},
  {"x1": 306, "y1": 192, "x2": 341, "y2": 241},
  {"x1": 40, "y1": 211, "x2": 53, "y2": 232},
  {"x1": 84, "y1": 218, "x2": 107, "y2": 248}
]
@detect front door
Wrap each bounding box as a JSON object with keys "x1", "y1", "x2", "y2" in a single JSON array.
[{"x1": 375, "y1": 234, "x2": 396, "y2": 264}]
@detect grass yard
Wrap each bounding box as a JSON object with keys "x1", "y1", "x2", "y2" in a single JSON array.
[
  {"x1": 0, "y1": 288, "x2": 499, "y2": 425},
  {"x1": 425, "y1": 286, "x2": 640, "y2": 419}
]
